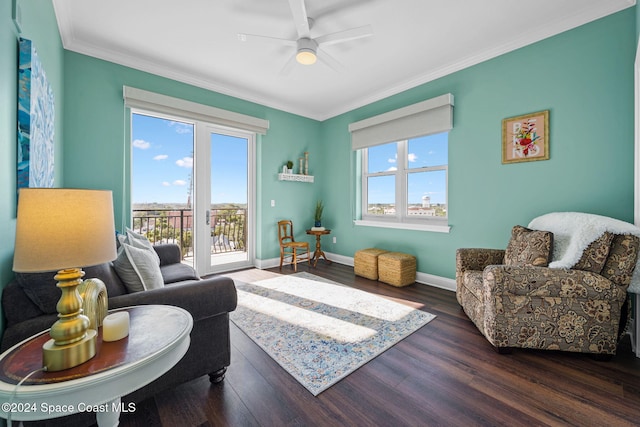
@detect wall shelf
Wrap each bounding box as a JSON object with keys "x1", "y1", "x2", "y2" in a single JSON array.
[{"x1": 278, "y1": 173, "x2": 314, "y2": 183}]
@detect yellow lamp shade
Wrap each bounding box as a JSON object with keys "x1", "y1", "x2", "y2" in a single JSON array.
[{"x1": 13, "y1": 188, "x2": 117, "y2": 272}]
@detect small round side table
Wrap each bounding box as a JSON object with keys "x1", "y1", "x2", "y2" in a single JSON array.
[
  {"x1": 0, "y1": 305, "x2": 193, "y2": 426},
  {"x1": 306, "y1": 228, "x2": 332, "y2": 267}
]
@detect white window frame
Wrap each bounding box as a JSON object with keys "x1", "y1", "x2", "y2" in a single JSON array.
[
  {"x1": 358, "y1": 137, "x2": 449, "y2": 233},
  {"x1": 350, "y1": 94, "x2": 453, "y2": 233}
]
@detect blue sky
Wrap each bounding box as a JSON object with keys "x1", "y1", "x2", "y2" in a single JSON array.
[
  {"x1": 132, "y1": 113, "x2": 446, "y2": 206},
  {"x1": 367, "y1": 132, "x2": 448, "y2": 204},
  {"x1": 132, "y1": 113, "x2": 247, "y2": 205}
]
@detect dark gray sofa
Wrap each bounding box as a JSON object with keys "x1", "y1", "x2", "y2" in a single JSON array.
[{"x1": 1, "y1": 243, "x2": 237, "y2": 426}]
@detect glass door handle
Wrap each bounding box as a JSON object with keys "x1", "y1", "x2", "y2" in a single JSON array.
[{"x1": 206, "y1": 210, "x2": 210, "y2": 225}]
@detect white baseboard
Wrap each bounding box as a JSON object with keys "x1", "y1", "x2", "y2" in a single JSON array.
[
  {"x1": 325, "y1": 252, "x2": 354, "y2": 267},
  {"x1": 415, "y1": 271, "x2": 456, "y2": 292},
  {"x1": 253, "y1": 252, "x2": 456, "y2": 293},
  {"x1": 254, "y1": 257, "x2": 280, "y2": 270}
]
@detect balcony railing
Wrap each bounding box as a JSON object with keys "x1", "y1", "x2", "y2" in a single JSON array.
[{"x1": 131, "y1": 208, "x2": 247, "y2": 259}]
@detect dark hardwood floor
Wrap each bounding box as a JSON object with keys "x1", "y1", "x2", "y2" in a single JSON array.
[{"x1": 119, "y1": 262, "x2": 640, "y2": 427}]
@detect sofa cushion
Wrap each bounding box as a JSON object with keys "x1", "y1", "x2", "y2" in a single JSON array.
[
  {"x1": 91, "y1": 263, "x2": 128, "y2": 298},
  {"x1": 153, "y1": 243, "x2": 183, "y2": 266},
  {"x1": 113, "y1": 243, "x2": 164, "y2": 292},
  {"x1": 15, "y1": 271, "x2": 59, "y2": 315},
  {"x1": 503, "y1": 225, "x2": 553, "y2": 267},
  {"x1": 14, "y1": 262, "x2": 127, "y2": 315},
  {"x1": 572, "y1": 232, "x2": 614, "y2": 274},
  {"x1": 161, "y1": 263, "x2": 200, "y2": 284},
  {"x1": 108, "y1": 276, "x2": 237, "y2": 322}
]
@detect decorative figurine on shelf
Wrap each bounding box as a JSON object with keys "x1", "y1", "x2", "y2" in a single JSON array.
[
  {"x1": 286, "y1": 160, "x2": 294, "y2": 174},
  {"x1": 299, "y1": 157, "x2": 304, "y2": 175},
  {"x1": 312, "y1": 200, "x2": 325, "y2": 231},
  {"x1": 304, "y1": 152, "x2": 309, "y2": 175}
]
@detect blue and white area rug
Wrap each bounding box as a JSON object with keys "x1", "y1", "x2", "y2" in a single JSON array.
[{"x1": 230, "y1": 272, "x2": 436, "y2": 395}]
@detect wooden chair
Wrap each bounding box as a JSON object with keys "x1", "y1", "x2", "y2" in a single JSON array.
[{"x1": 278, "y1": 220, "x2": 310, "y2": 272}]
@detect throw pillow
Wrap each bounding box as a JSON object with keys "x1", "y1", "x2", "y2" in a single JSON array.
[
  {"x1": 113, "y1": 243, "x2": 164, "y2": 292},
  {"x1": 504, "y1": 225, "x2": 554, "y2": 267},
  {"x1": 15, "y1": 271, "x2": 60, "y2": 314},
  {"x1": 124, "y1": 228, "x2": 161, "y2": 265},
  {"x1": 572, "y1": 232, "x2": 614, "y2": 274}
]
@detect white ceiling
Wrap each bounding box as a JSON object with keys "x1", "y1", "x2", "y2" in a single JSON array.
[{"x1": 53, "y1": 0, "x2": 634, "y2": 121}]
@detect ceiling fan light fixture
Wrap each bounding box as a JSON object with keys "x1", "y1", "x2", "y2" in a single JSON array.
[
  {"x1": 296, "y1": 38, "x2": 318, "y2": 65},
  {"x1": 296, "y1": 48, "x2": 317, "y2": 65}
]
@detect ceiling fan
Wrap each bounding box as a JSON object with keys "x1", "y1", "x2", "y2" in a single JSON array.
[{"x1": 238, "y1": 0, "x2": 373, "y2": 73}]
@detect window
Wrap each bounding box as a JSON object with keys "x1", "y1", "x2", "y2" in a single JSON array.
[
  {"x1": 362, "y1": 132, "x2": 448, "y2": 224},
  {"x1": 349, "y1": 94, "x2": 453, "y2": 232}
]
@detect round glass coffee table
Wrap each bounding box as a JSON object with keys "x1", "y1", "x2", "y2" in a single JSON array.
[{"x1": 0, "y1": 305, "x2": 192, "y2": 426}]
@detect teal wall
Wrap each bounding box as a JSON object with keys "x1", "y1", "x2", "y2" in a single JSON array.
[
  {"x1": 0, "y1": 0, "x2": 64, "y2": 333},
  {"x1": 318, "y1": 9, "x2": 636, "y2": 279},
  {"x1": 0, "y1": 4, "x2": 636, "y2": 337},
  {"x1": 636, "y1": 2, "x2": 640, "y2": 42},
  {"x1": 62, "y1": 52, "x2": 322, "y2": 259}
]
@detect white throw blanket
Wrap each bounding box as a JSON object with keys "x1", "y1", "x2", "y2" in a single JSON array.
[{"x1": 528, "y1": 212, "x2": 640, "y2": 293}]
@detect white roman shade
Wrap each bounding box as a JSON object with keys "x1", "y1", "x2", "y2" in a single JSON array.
[
  {"x1": 123, "y1": 86, "x2": 270, "y2": 134},
  {"x1": 349, "y1": 93, "x2": 454, "y2": 150}
]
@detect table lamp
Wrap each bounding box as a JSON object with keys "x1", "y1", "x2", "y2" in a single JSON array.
[{"x1": 13, "y1": 188, "x2": 117, "y2": 371}]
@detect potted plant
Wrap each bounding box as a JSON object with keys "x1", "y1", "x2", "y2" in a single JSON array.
[
  {"x1": 313, "y1": 200, "x2": 324, "y2": 230},
  {"x1": 286, "y1": 160, "x2": 294, "y2": 174}
]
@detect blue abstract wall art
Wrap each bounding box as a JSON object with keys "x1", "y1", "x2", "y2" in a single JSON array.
[{"x1": 18, "y1": 37, "x2": 55, "y2": 190}]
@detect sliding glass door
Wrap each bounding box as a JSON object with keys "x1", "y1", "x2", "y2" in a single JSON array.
[
  {"x1": 194, "y1": 125, "x2": 254, "y2": 275},
  {"x1": 132, "y1": 113, "x2": 254, "y2": 276}
]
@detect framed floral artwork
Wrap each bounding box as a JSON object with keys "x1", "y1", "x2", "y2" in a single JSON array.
[{"x1": 502, "y1": 110, "x2": 549, "y2": 164}]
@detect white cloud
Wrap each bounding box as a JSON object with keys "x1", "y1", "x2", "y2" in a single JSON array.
[
  {"x1": 175, "y1": 157, "x2": 193, "y2": 168},
  {"x1": 133, "y1": 139, "x2": 151, "y2": 149},
  {"x1": 408, "y1": 153, "x2": 418, "y2": 162},
  {"x1": 387, "y1": 166, "x2": 397, "y2": 171},
  {"x1": 154, "y1": 154, "x2": 168, "y2": 160},
  {"x1": 173, "y1": 180, "x2": 187, "y2": 186},
  {"x1": 162, "y1": 181, "x2": 171, "y2": 187},
  {"x1": 168, "y1": 121, "x2": 193, "y2": 134}
]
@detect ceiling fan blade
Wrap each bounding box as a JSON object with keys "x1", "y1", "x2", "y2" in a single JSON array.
[
  {"x1": 317, "y1": 50, "x2": 345, "y2": 73},
  {"x1": 238, "y1": 33, "x2": 296, "y2": 46},
  {"x1": 279, "y1": 53, "x2": 298, "y2": 76},
  {"x1": 315, "y1": 25, "x2": 373, "y2": 47},
  {"x1": 288, "y1": 0, "x2": 310, "y2": 39}
]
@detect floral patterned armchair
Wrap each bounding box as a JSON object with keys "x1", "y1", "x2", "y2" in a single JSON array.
[{"x1": 456, "y1": 221, "x2": 639, "y2": 357}]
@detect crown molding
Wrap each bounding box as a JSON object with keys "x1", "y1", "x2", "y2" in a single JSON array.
[
  {"x1": 318, "y1": 0, "x2": 637, "y2": 121},
  {"x1": 54, "y1": 0, "x2": 635, "y2": 122}
]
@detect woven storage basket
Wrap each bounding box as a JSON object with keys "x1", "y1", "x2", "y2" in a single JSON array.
[
  {"x1": 354, "y1": 248, "x2": 389, "y2": 280},
  {"x1": 378, "y1": 252, "x2": 416, "y2": 287}
]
